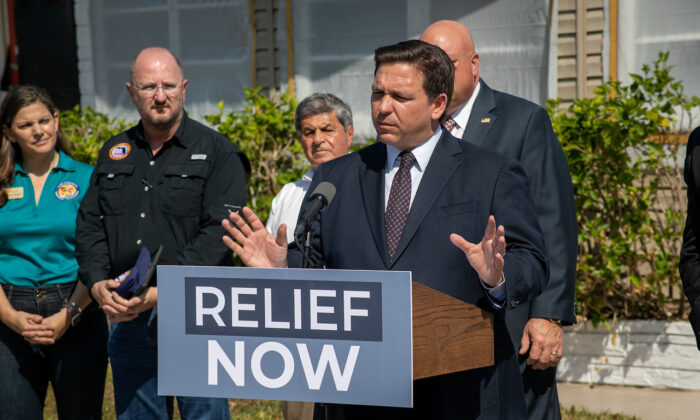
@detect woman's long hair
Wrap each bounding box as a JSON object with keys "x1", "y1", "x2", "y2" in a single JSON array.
[{"x1": 0, "y1": 86, "x2": 71, "y2": 207}]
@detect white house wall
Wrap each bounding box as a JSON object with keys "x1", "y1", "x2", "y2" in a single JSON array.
[{"x1": 558, "y1": 321, "x2": 700, "y2": 391}]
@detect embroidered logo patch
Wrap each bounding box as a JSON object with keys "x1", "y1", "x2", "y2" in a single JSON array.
[
  {"x1": 55, "y1": 182, "x2": 79, "y2": 200},
  {"x1": 115, "y1": 270, "x2": 131, "y2": 283},
  {"x1": 109, "y1": 143, "x2": 131, "y2": 160}
]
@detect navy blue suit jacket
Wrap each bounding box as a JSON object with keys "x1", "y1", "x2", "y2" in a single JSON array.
[
  {"x1": 461, "y1": 80, "x2": 577, "y2": 420},
  {"x1": 289, "y1": 131, "x2": 548, "y2": 419},
  {"x1": 464, "y1": 80, "x2": 577, "y2": 330}
]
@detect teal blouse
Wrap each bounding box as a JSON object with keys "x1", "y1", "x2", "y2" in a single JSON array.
[{"x1": 0, "y1": 151, "x2": 93, "y2": 287}]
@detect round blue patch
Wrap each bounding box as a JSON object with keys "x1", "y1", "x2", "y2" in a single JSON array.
[{"x1": 55, "y1": 181, "x2": 79, "y2": 200}]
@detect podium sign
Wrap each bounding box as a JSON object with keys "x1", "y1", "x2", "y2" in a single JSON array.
[{"x1": 157, "y1": 265, "x2": 413, "y2": 407}]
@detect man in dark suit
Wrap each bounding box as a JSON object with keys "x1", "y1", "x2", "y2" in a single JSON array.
[
  {"x1": 680, "y1": 126, "x2": 700, "y2": 349},
  {"x1": 222, "y1": 40, "x2": 548, "y2": 419},
  {"x1": 421, "y1": 20, "x2": 578, "y2": 420}
]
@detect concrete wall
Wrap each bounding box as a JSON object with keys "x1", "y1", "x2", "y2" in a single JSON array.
[{"x1": 558, "y1": 320, "x2": 700, "y2": 390}]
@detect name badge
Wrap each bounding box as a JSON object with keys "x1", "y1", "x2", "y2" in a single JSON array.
[
  {"x1": 190, "y1": 154, "x2": 207, "y2": 161},
  {"x1": 5, "y1": 187, "x2": 23, "y2": 200}
]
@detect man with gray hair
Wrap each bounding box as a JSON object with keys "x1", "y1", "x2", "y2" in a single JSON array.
[{"x1": 266, "y1": 93, "x2": 354, "y2": 245}]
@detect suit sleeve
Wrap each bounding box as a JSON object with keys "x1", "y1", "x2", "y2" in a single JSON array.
[
  {"x1": 494, "y1": 160, "x2": 550, "y2": 308},
  {"x1": 518, "y1": 106, "x2": 578, "y2": 324},
  {"x1": 680, "y1": 126, "x2": 700, "y2": 348},
  {"x1": 76, "y1": 149, "x2": 112, "y2": 291},
  {"x1": 178, "y1": 145, "x2": 249, "y2": 266}
]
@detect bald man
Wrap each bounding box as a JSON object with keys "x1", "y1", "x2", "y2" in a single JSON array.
[
  {"x1": 76, "y1": 47, "x2": 250, "y2": 419},
  {"x1": 421, "y1": 21, "x2": 577, "y2": 420}
]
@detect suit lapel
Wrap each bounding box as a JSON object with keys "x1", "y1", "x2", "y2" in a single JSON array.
[
  {"x1": 358, "y1": 144, "x2": 391, "y2": 268},
  {"x1": 463, "y1": 80, "x2": 497, "y2": 147},
  {"x1": 389, "y1": 132, "x2": 461, "y2": 268}
]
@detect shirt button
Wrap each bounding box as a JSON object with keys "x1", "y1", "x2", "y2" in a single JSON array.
[
  {"x1": 144, "y1": 186, "x2": 150, "y2": 192},
  {"x1": 149, "y1": 160, "x2": 155, "y2": 166},
  {"x1": 136, "y1": 239, "x2": 142, "y2": 245},
  {"x1": 140, "y1": 213, "x2": 146, "y2": 218}
]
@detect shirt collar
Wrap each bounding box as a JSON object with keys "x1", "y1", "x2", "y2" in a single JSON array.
[
  {"x1": 385, "y1": 125, "x2": 443, "y2": 172},
  {"x1": 135, "y1": 112, "x2": 190, "y2": 149},
  {"x1": 53, "y1": 150, "x2": 76, "y2": 172},
  {"x1": 450, "y1": 80, "x2": 481, "y2": 130},
  {"x1": 302, "y1": 167, "x2": 315, "y2": 182},
  {"x1": 14, "y1": 150, "x2": 74, "y2": 176}
]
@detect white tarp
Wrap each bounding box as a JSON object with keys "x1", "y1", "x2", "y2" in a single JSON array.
[
  {"x1": 89, "y1": 0, "x2": 252, "y2": 122},
  {"x1": 618, "y1": 0, "x2": 700, "y2": 128},
  {"x1": 80, "y1": 0, "x2": 700, "y2": 134},
  {"x1": 278, "y1": 0, "x2": 552, "y2": 140}
]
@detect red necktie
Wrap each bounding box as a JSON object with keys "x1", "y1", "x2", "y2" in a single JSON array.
[
  {"x1": 385, "y1": 151, "x2": 416, "y2": 261},
  {"x1": 442, "y1": 117, "x2": 457, "y2": 133}
]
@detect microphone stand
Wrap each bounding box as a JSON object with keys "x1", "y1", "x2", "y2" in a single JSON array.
[
  {"x1": 295, "y1": 225, "x2": 317, "y2": 269},
  {"x1": 302, "y1": 230, "x2": 312, "y2": 268},
  {"x1": 294, "y1": 181, "x2": 335, "y2": 269}
]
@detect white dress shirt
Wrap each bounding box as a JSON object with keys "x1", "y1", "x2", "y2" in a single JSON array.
[
  {"x1": 384, "y1": 126, "x2": 442, "y2": 209},
  {"x1": 445, "y1": 81, "x2": 481, "y2": 139},
  {"x1": 266, "y1": 168, "x2": 315, "y2": 244},
  {"x1": 383, "y1": 123, "x2": 505, "y2": 302}
]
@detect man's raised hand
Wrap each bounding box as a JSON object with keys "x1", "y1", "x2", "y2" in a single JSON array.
[
  {"x1": 222, "y1": 206, "x2": 288, "y2": 268},
  {"x1": 449, "y1": 215, "x2": 506, "y2": 287}
]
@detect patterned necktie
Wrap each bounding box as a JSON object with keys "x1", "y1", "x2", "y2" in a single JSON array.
[
  {"x1": 442, "y1": 117, "x2": 457, "y2": 133},
  {"x1": 385, "y1": 151, "x2": 416, "y2": 261}
]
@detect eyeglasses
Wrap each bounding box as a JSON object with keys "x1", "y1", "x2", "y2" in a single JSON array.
[{"x1": 130, "y1": 81, "x2": 184, "y2": 98}]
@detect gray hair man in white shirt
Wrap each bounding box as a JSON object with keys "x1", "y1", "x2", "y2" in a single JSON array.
[
  {"x1": 266, "y1": 93, "x2": 354, "y2": 244},
  {"x1": 265, "y1": 92, "x2": 354, "y2": 420}
]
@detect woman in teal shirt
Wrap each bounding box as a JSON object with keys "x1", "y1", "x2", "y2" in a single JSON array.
[{"x1": 0, "y1": 86, "x2": 108, "y2": 419}]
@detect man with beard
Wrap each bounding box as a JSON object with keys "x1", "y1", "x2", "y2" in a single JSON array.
[{"x1": 76, "y1": 47, "x2": 249, "y2": 420}]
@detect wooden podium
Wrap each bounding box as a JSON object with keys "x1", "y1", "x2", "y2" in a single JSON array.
[{"x1": 412, "y1": 282, "x2": 494, "y2": 380}]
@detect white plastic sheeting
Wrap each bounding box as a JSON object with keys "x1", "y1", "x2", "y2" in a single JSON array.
[
  {"x1": 85, "y1": 0, "x2": 551, "y2": 133},
  {"x1": 79, "y1": 1, "x2": 700, "y2": 134},
  {"x1": 277, "y1": 0, "x2": 552, "y2": 140},
  {"x1": 618, "y1": 0, "x2": 700, "y2": 128},
  {"x1": 89, "y1": 0, "x2": 252, "y2": 122}
]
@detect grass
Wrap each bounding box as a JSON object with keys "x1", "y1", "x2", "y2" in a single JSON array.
[
  {"x1": 42, "y1": 364, "x2": 283, "y2": 420},
  {"x1": 41, "y1": 369, "x2": 634, "y2": 419},
  {"x1": 561, "y1": 405, "x2": 640, "y2": 420}
]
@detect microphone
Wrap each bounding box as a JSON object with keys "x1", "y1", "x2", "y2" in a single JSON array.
[{"x1": 294, "y1": 181, "x2": 336, "y2": 238}]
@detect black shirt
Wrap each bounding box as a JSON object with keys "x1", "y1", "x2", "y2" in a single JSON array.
[{"x1": 76, "y1": 114, "x2": 250, "y2": 291}]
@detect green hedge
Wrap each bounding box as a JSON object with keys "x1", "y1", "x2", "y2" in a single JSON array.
[
  {"x1": 205, "y1": 88, "x2": 305, "y2": 223},
  {"x1": 547, "y1": 52, "x2": 700, "y2": 325},
  {"x1": 61, "y1": 105, "x2": 128, "y2": 165}
]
